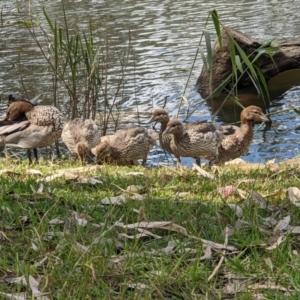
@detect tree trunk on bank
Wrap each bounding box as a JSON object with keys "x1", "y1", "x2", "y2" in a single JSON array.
[{"x1": 197, "y1": 27, "x2": 300, "y2": 98}]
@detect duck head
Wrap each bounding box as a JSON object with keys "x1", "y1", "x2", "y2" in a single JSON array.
[
  {"x1": 148, "y1": 108, "x2": 169, "y2": 124},
  {"x1": 91, "y1": 141, "x2": 112, "y2": 163},
  {"x1": 163, "y1": 120, "x2": 184, "y2": 135},
  {"x1": 240, "y1": 106, "x2": 270, "y2": 124},
  {"x1": 6, "y1": 101, "x2": 34, "y2": 121}
]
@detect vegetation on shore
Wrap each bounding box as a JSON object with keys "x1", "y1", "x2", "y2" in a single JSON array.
[{"x1": 1, "y1": 158, "x2": 300, "y2": 299}]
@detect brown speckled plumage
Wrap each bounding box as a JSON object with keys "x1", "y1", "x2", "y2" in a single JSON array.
[
  {"x1": 0, "y1": 100, "x2": 64, "y2": 163},
  {"x1": 163, "y1": 119, "x2": 224, "y2": 165},
  {"x1": 61, "y1": 118, "x2": 101, "y2": 164},
  {"x1": 92, "y1": 127, "x2": 157, "y2": 165},
  {"x1": 149, "y1": 108, "x2": 173, "y2": 154},
  {"x1": 212, "y1": 105, "x2": 270, "y2": 164}
]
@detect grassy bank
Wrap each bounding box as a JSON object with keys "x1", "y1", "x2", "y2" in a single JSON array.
[{"x1": 1, "y1": 158, "x2": 300, "y2": 299}]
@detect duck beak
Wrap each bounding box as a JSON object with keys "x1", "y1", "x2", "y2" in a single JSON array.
[
  {"x1": 163, "y1": 127, "x2": 170, "y2": 135},
  {"x1": 261, "y1": 114, "x2": 270, "y2": 122}
]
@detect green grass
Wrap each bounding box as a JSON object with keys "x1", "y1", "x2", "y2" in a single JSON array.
[{"x1": 1, "y1": 157, "x2": 300, "y2": 299}]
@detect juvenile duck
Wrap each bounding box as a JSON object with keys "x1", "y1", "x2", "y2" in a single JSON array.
[
  {"x1": 61, "y1": 118, "x2": 101, "y2": 165},
  {"x1": 149, "y1": 108, "x2": 173, "y2": 155},
  {"x1": 163, "y1": 119, "x2": 224, "y2": 166},
  {"x1": 209, "y1": 105, "x2": 269, "y2": 164},
  {"x1": 92, "y1": 127, "x2": 157, "y2": 165},
  {"x1": 0, "y1": 100, "x2": 64, "y2": 164}
]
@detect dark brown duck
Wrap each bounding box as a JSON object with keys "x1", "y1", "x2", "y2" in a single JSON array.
[{"x1": 210, "y1": 105, "x2": 270, "y2": 164}]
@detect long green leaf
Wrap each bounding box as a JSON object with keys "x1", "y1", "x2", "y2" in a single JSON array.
[
  {"x1": 43, "y1": 7, "x2": 54, "y2": 33},
  {"x1": 199, "y1": 47, "x2": 208, "y2": 71},
  {"x1": 210, "y1": 10, "x2": 222, "y2": 48},
  {"x1": 204, "y1": 30, "x2": 212, "y2": 72},
  {"x1": 235, "y1": 55, "x2": 243, "y2": 73},
  {"x1": 254, "y1": 64, "x2": 270, "y2": 100},
  {"x1": 228, "y1": 38, "x2": 236, "y2": 74},
  {"x1": 232, "y1": 38, "x2": 258, "y2": 83}
]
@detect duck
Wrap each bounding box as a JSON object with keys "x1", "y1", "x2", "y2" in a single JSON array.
[
  {"x1": 0, "y1": 100, "x2": 64, "y2": 164},
  {"x1": 92, "y1": 127, "x2": 157, "y2": 165},
  {"x1": 208, "y1": 105, "x2": 270, "y2": 165},
  {"x1": 149, "y1": 108, "x2": 174, "y2": 155},
  {"x1": 163, "y1": 119, "x2": 224, "y2": 166},
  {"x1": 61, "y1": 118, "x2": 101, "y2": 165}
]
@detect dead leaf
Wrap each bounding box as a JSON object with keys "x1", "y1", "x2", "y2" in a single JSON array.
[
  {"x1": 49, "y1": 218, "x2": 65, "y2": 225},
  {"x1": 227, "y1": 204, "x2": 243, "y2": 218},
  {"x1": 31, "y1": 240, "x2": 38, "y2": 251},
  {"x1": 273, "y1": 215, "x2": 290, "y2": 236},
  {"x1": 73, "y1": 241, "x2": 88, "y2": 253},
  {"x1": 264, "y1": 257, "x2": 273, "y2": 271},
  {"x1": 0, "y1": 291, "x2": 28, "y2": 300},
  {"x1": 163, "y1": 241, "x2": 176, "y2": 254},
  {"x1": 77, "y1": 177, "x2": 103, "y2": 185},
  {"x1": 287, "y1": 187, "x2": 300, "y2": 207},
  {"x1": 289, "y1": 226, "x2": 300, "y2": 234},
  {"x1": 249, "y1": 190, "x2": 267, "y2": 208},
  {"x1": 122, "y1": 221, "x2": 188, "y2": 236},
  {"x1": 222, "y1": 282, "x2": 245, "y2": 294},
  {"x1": 225, "y1": 158, "x2": 246, "y2": 165},
  {"x1": 36, "y1": 183, "x2": 44, "y2": 194},
  {"x1": 26, "y1": 169, "x2": 43, "y2": 176},
  {"x1": 101, "y1": 195, "x2": 127, "y2": 205},
  {"x1": 126, "y1": 283, "x2": 150, "y2": 291},
  {"x1": 129, "y1": 194, "x2": 146, "y2": 201},
  {"x1": 72, "y1": 211, "x2": 88, "y2": 226},
  {"x1": 200, "y1": 244, "x2": 212, "y2": 261},
  {"x1": 5, "y1": 275, "x2": 48, "y2": 298},
  {"x1": 260, "y1": 217, "x2": 277, "y2": 227},
  {"x1": 263, "y1": 189, "x2": 283, "y2": 199},
  {"x1": 198, "y1": 238, "x2": 237, "y2": 252},
  {"x1": 248, "y1": 282, "x2": 287, "y2": 292},
  {"x1": 219, "y1": 185, "x2": 236, "y2": 198},
  {"x1": 1, "y1": 206, "x2": 13, "y2": 215},
  {"x1": 266, "y1": 158, "x2": 276, "y2": 165},
  {"x1": 126, "y1": 185, "x2": 144, "y2": 192},
  {"x1": 0, "y1": 230, "x2": 12, "y2": 242},
  {"x1": 192, "y1": 164, "x2": 215, "y2": 180},
  {"x1": 266, "y1": 236, "x2": 286, "y2": 250}
]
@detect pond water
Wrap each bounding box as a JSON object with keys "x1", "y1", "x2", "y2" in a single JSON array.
[{"x1": 1, "y1": 0, "x2": 300, "y2": 166}]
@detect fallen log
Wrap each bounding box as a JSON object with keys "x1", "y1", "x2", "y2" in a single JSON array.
[{"x1": 197, "y1": 27, "x2": 300, "y2": 98}]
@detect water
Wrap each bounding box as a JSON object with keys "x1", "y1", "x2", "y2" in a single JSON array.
[{"x1": 1, "y1": 0, "x2": 300, "y2": 165}]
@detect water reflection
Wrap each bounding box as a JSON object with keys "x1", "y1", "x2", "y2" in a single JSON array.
[{"x1": 0, "y1": 0, "x2": 300, "y2": 164}]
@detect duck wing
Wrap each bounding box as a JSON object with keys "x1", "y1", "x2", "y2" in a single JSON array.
[
  {"x1": 185, "y1": 120, "x2": 218, "y2": 134},
  {"x1": 110, "y1": 127, "x2": 148, "y2": 145},
  {"x1": 0, "y1": 120, "x2": 30, "y2": 136},
  {"x1": 26, "y1": 106, "x2": 63, "y2": 127},
  {"x1": 221, "y1": 125, "x2": 239, "y2": 136}
]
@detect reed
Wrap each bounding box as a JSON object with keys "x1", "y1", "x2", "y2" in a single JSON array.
[
  {"x1": 15, "y1": 1, "x2": 133, "y2": 135},
  {"x1": 180, "y1": 10, "x2": 279, "y2": 121}
]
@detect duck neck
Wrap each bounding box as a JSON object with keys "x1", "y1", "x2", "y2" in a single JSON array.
[
  {"x1": 172, "y1": 131, "x2": 184, "y2": 143},
  {"x1": 240, "y1": 119, "x2": 254, "y2": 136},
  {"x1": 159, "y1": 119, "x2": 169, "y2": 133}
]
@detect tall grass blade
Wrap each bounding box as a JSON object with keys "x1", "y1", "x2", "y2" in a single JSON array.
[
  {"x1": 43, "y1": 7, "x2": 54, "y2": 33},
  {"x1": 204, "y1": 30, "x2": 212, "y2": 72},
  {"x1": 254, "y1": 64, "x2": 270, "y2": 100},
  {"x1": 231, "y1": 38, "x2": 258, "y2": 83},
  {"x1": 210, "y1": 9, "x2": 222, "y2": 48},
  {"x1": 199, "y1": 47, "x2": 208, "y2": 71}
]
